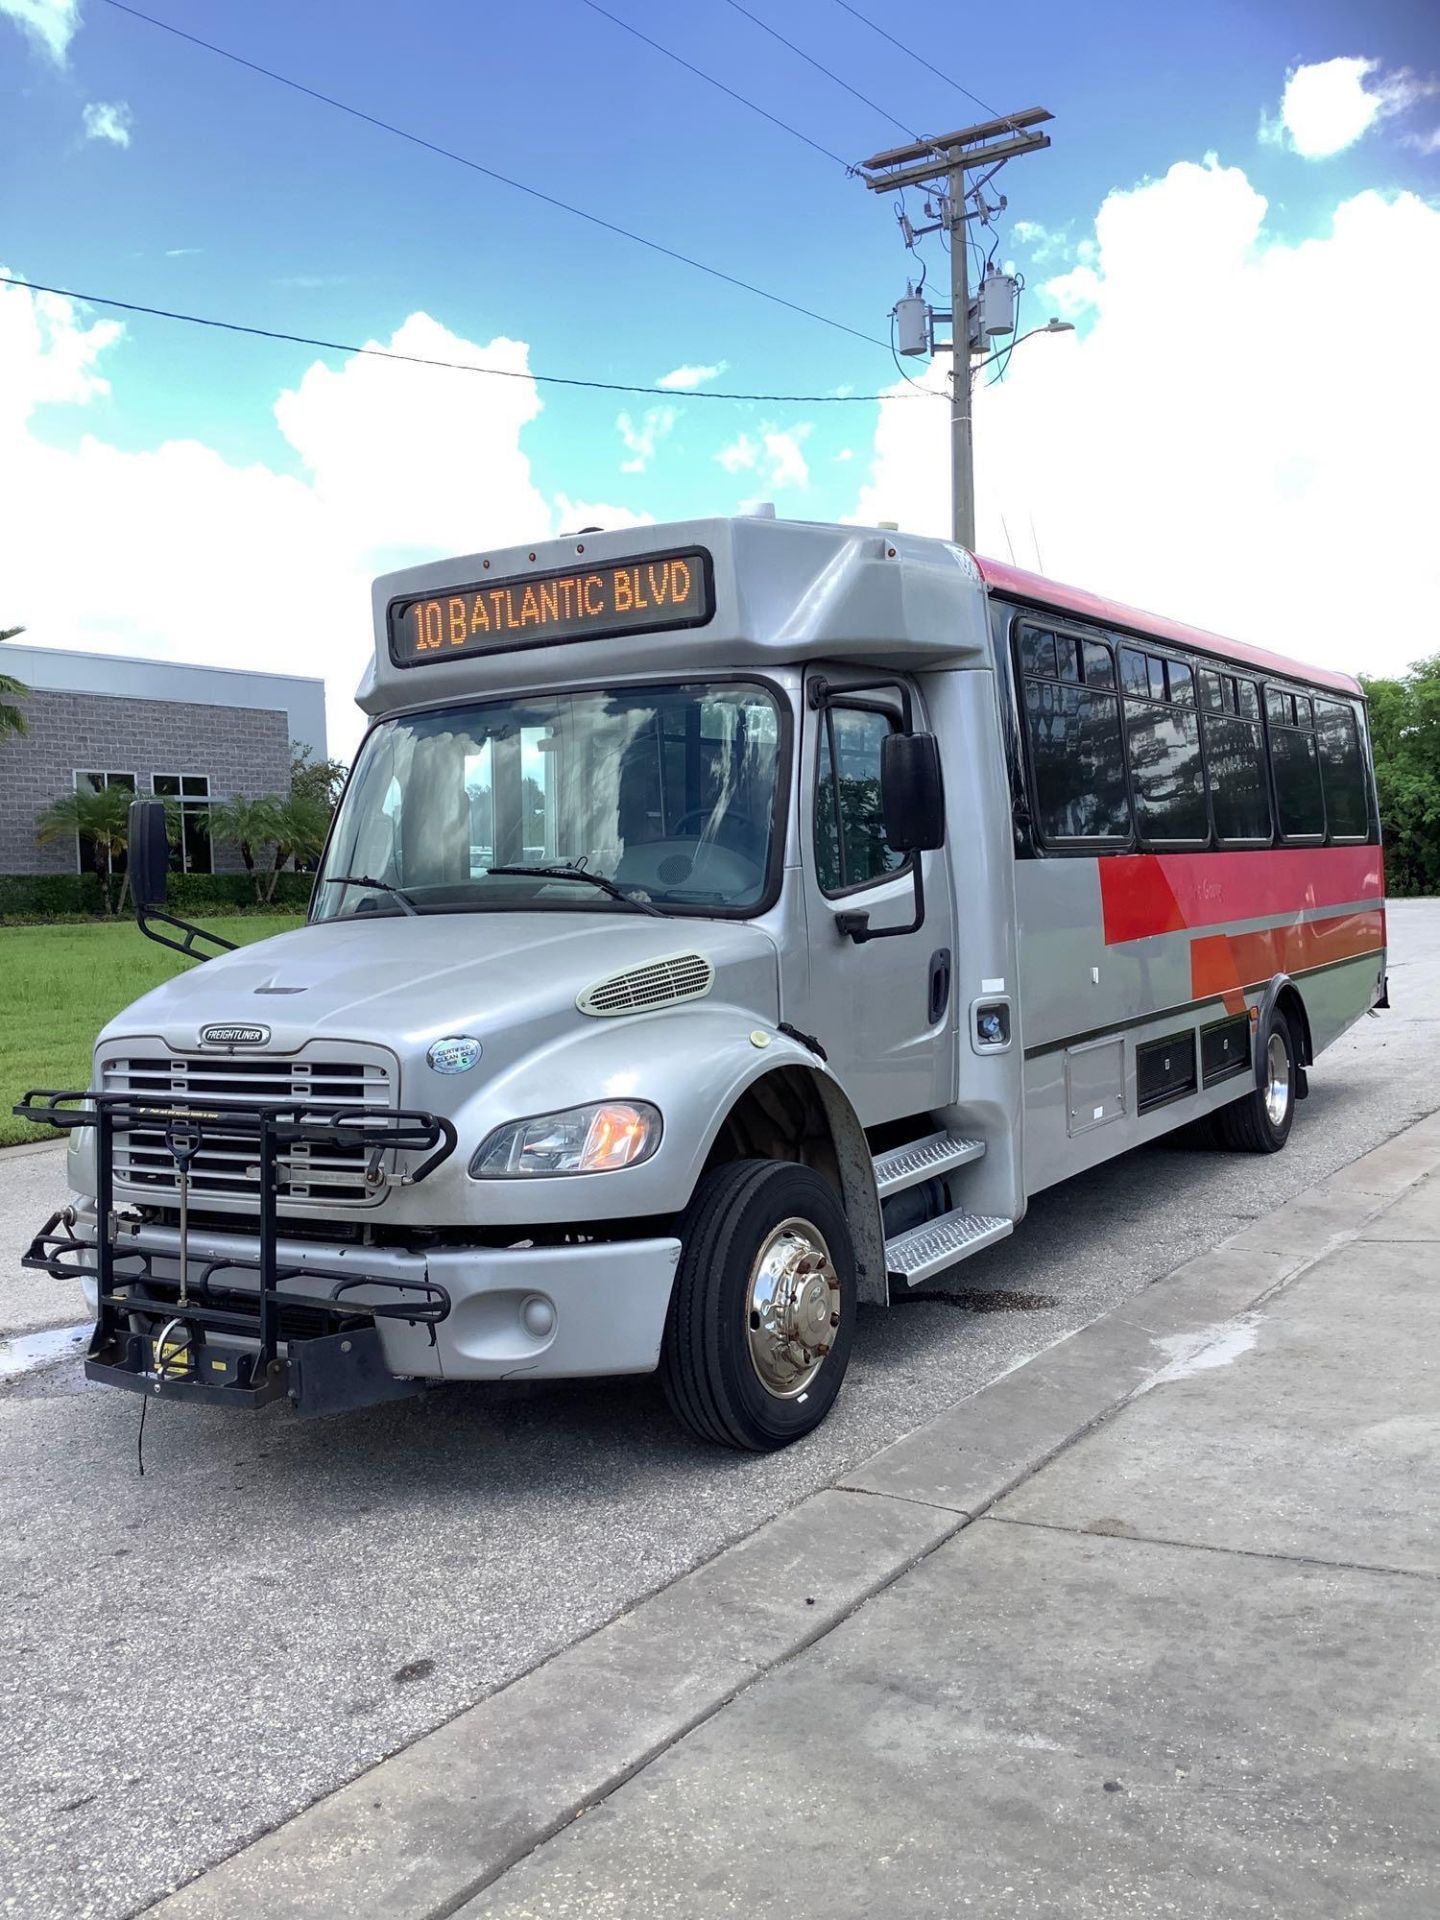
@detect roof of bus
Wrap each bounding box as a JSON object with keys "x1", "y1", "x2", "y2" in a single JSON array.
[{"x1": 973, "y1": 555, "x2": 1363, "y2": 698}]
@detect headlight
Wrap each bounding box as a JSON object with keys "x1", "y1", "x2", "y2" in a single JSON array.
[{"x1": 470, "y1": 1101, "x2": 662, "y2": 1178}]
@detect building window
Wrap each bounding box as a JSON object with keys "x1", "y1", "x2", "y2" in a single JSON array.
[
  {"x1": 73, "y1": 770, "x2": 136, "y2": 876},
  {"x1": 813, "y1": 705, "x2": 907, "y2": 894},
  {"x1": 152, "y1": 773, "x2": 214, "y2": 873}
]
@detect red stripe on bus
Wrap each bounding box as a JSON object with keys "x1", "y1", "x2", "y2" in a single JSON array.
[
  {"x1": 1190, "y1": 910, "x2": 1385, "y2": 1000},
  {"x1": 1099, "y1": 847, "x2": 1383, "y2": 946}
]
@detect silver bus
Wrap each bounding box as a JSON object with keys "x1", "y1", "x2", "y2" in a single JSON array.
[{"x1": 18, "y1": 516, "x2": 1386, "y2": 1449}]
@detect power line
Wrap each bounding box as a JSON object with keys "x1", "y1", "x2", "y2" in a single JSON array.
[
  {"x1": 829, "y1": 0, "x2": 1013, "y2": 130},
  {"x1": 576, "y1": 0, "x2": 849, "y2": 169},
  {"x1": 717, "y1": 0, "x2": 918, "y2": 141},
  {"x1": 0, "y1": 273, "x2": 943, "y2": 403},
  {"x1": 97, "y1": 0, "x2": 890, "y2": 354}
]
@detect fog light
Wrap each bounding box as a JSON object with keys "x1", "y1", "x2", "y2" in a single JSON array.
[{"x1": 521, "y1": 1295, "x2": 557, "y2": 1338}]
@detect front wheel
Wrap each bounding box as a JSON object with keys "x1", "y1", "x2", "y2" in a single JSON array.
[
  {"x1": 1214, "y1": 1009, "x2": 1298, "y2": 1154},
  {"x1": 661, "y1": 1159, "x2": 857, "y2": 1450}
]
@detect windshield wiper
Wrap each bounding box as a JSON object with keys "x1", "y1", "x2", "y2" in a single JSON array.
[
  {"x1": 325, "y1": 873, "x2": 419, "y2": 916},
  {"x1": 485, "y1": 863, "x2": 666, "y2": 918}
]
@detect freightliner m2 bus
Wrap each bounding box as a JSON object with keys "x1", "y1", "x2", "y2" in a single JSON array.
[{"x1": 17, "y1": 517, "x2": 1386, "y2": 1449}]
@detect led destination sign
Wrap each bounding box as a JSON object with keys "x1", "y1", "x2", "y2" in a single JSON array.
[{"x1": 389, "y1": 548, "x2": 713, "y2": 667}]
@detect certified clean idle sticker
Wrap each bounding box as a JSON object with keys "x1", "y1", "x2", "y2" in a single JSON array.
[{"x1": 426, "y1": 1035, "x2": 482, "y2": 1074}]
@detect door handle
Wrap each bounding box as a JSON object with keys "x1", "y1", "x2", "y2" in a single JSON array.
[{"x1": 928, "y1": 948, "x2": 952, "y2": 1026}]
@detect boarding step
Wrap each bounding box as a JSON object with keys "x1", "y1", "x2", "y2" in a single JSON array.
[
  {"x1": 873, "y1": 1130, "x2": 985, "y2": 1200},
  {"x1": 884, "y1": 1207, "x2": 1014, "y2": 1286}
]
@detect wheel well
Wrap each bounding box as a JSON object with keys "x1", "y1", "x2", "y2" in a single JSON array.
[
  {"x1": 1274, "y1": 982, "x2": 1314, "y2": 1066},
  {"x1": 701, "y1": 1067, "x2": 888, "y2": 1306},
  {"x1": 703, "y1": 1066, "x2": 841, "y2": 1191}
]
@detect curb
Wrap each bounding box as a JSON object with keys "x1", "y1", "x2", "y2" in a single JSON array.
[{"x1": 147, "y1": 1110, "x2": 1440, "y2": 1919}]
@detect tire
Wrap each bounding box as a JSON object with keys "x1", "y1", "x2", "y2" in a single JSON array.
[
  {"x1": 1214, "y1": 1008, "x2": 1298, "y2": 1154},
  {"x1": 661, "y1": 1159, "x2": 857, "y2": 1451}
]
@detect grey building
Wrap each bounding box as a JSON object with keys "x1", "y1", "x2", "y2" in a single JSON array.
[{"x1": 0, "y1": 645, "x2": 328, "y2": 878}]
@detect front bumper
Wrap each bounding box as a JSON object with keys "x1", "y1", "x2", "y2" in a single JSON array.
[{"x1": 58, "y1": 1204, "x2": 680, "y2": 1386}]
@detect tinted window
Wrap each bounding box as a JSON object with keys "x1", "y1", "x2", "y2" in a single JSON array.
[
  {"x1": 814, "y1": 706, "x2": 905, "y2": 893},
  {"x1": 1236, "y1": 679, "x2": 1260, "y2": 720},
  {"x1": 1271, "y1": 727, "x2": 1325, "y2": 838},
  {"x1": 1167, "y1": 661, "x2": 1195, "y2": 705},
  {"x1": 1266, "y1": 686, "x2": 1289, "y2": 725},
  {"x1": 1023, "y1": 680, "x2": 1131, "y2": 842},
  {"x1": 1082, "y1": 639, "x2": 1115, "y2": 688},
  {"x1": 1147, "y1": 657, "x2": 1168, "y2": 703},
  {"x1": 1056, "y1": 633, "x2": 1080, "y2": 684},
  {"x1": 1020, "y1": 627, "x2": 1058, "y2": 678},
  {"x1": 1203, "y1": 671, "x2": 1228, "y2": 712},
  {"x1": 1204, "y1": 713, "x2": 1272, "y2": 843},
  {"x1": 1315, "y1": 701, "x2": 1368, "y2": 839},
  {"x1": 1121, "y1": 648, "x2": 1149, "y2": 698},
  {"x1": 1125, "y1": 699, "x2": 1207, "y2": 843}
]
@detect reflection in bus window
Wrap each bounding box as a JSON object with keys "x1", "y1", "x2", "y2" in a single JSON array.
[
  {"x1": 814, "y1": 706, "x2": 905, "y2": 894},
  {"x1": 1315, "y1": 701, "x2": 1369, "y2": 840},
  {"x1": 1203, "y1": 711, "x2": 1272, "y2": 844}
]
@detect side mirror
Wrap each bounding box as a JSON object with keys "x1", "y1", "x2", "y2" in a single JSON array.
[
  {"x1": 128, "y1": 799, "x2": 170, "y2": 910},
  {"x1": 881, "y1": 732, "x2": 945, "y2": 852}
]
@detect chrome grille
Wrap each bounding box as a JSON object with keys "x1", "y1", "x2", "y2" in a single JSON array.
[{"x1": 100, "y1": 1052, "x2": 394, "y2": 1205}]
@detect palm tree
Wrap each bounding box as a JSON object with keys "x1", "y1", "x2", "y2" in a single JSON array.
[
  {"x1": 209, "y1": 794, "x2": 285, "y2": 905},
  {"x1": 36, "y1": 783, "x2": 134, "y2": 914},
  {"x1": 0, "y1": 626, "x2": 29, "y2": 743}
]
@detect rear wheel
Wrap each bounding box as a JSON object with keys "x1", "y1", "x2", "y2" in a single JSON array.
[
  {"x1": 661, "y1": 1159, "x2": 857, "y2": 1450},
  {"x1": 1215, "y1": 1009, "x2": 1297, "y2": 1154}
]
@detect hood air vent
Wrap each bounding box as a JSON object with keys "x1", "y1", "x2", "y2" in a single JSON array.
[{"x1": 577, "y1": 952, "x2": 715, "y2": 1018}]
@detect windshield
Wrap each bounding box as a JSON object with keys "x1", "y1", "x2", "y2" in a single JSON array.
[{"x1": 314, "y1": 681, "x2": 785, "y2": 920}]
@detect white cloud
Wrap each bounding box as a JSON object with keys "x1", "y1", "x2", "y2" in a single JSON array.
[
  {"x1": 1404, "y1": 125, "x2": 1440, "y2": 155},
  {"x1": 0, "y1": 277, "x2": 637, "y2": 753},
  {"x1": 850, "y1": 157, "x2": 1440, "y2": 682},
  {"x1": 655, "y1": 362, "x2": 726, "y2": 390},
  {"x1": 616, "y1": 404, "x2": 677, "y2": 473},
  {"x1": 0, "y1": 0, "x2": 79, "y2": 63},
  {"x1": 82, "y1": 101, "x2": 132, "y2": 148},
  {"x1": 715, "y1": 422, "x2": 812, "y2": 490},
  {"x1": 164, "y1": 247, "x2": 202, "y2": 259},
  {"x1": 1260, "y1": 55, "x2": 1438, "y2": 158}
]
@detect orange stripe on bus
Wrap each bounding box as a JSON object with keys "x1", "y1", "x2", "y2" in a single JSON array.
[{"x1": 1190, "y1": 910, "x2": 1385, "y2": 1000}]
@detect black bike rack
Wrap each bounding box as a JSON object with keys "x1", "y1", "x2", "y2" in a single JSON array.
[{"x1": 13, "y1": 1089, "x2": 458, "y2": 1414}]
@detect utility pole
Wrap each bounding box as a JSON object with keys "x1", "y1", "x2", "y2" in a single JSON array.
[{"x1": 858, "y1": 110, "x2": 1053, "y2": 550}]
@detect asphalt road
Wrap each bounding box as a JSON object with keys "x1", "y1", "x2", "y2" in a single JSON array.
[{"x1": 2, "y1": 899, "x2": 1436, "y2": 1920}]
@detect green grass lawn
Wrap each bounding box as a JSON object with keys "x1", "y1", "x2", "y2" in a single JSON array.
[{"x1": 0, "y1": 918, "x2": 304, "y2": 1147}]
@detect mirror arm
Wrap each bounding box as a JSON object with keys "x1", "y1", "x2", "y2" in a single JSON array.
[
  {"x1": 837, "y1": 861, "x2": 926, "y2": 944},
  {"x1": 135, "y1": 904, "x2": 238, "y2": 962}
]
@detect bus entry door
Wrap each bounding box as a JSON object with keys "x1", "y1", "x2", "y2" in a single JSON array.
[{"x1": 799, "y1": 672, "x2": 956, "y2": 1128}]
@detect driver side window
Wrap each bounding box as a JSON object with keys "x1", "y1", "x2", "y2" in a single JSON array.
[{"x1": 814, "y1": 705, "x2": 906, "y2": 896}]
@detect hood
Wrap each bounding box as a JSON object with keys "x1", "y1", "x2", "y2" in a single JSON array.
[{"x1": 97, "y1": 911, "x2": 782, "y2": 1084}]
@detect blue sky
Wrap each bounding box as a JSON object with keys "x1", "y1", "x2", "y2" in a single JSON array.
[
  {"x1": 5, "y1": 0, "x2": 1434, "y2": 503},
  {"x1": 2, "y1": 0, "x2": 1437, "y2": 745}
]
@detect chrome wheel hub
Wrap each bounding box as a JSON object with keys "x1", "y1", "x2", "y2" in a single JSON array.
[
  {"x1": 746, "y1": 1217, "x2": 841, "y2": 1399},
  {"x1": 1264, "y1": 1030, "x2": 1291, "y2": 1127}
]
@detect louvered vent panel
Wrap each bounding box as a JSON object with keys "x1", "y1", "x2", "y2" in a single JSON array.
[{"x1": 577, "y1": 952, "x2": 715, "y2": 1017}]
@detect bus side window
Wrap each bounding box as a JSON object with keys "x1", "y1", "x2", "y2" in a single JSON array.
[
  {"x1": 1123, "y1": 660, "x2": 1207, "y2": 847},
  {"x1": 1269, "y1": 698, "x2": 1326, "y2": 841},
  {"x1": 1202, "y1": 708, "x2": 1272, "y2": 845},
  {"x1": 1315, "y1": 701, "x2": 1369, "y2": 841}
]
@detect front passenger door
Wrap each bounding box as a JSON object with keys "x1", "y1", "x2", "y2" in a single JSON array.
[{"x1": 799, "y1": 676, "x2": 955, "y2": 1127}]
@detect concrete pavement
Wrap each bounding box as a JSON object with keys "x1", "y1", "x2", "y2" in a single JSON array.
[{"x1": 145, "y1": 1107, "x2": 1440, "y2": 1920}]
